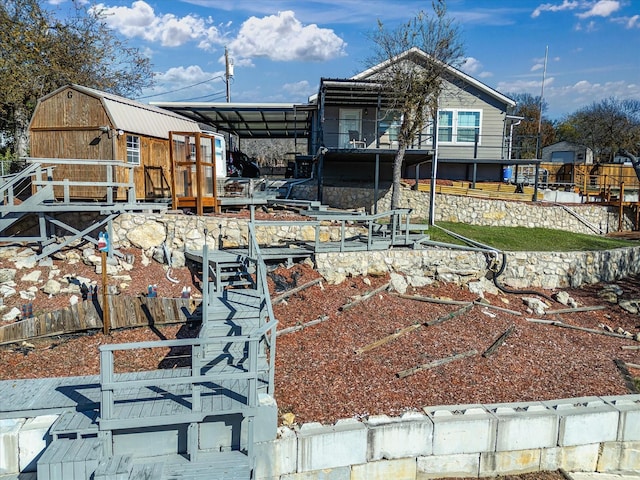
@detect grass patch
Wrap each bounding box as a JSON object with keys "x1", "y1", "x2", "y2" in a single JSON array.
[{"x1": 427, "y1": 222, "x2": 640, "y2": 252}]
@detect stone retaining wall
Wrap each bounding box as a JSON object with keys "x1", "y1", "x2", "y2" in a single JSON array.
[
  {"x1": 112, "y1": 214, "x2": 640, "y2": 290},
  {"x1": 2, "y1": 395, "x2": 638, "y2": 477},
  {"x1": 291, "y1": 183, "x2": 632, "y2": 234}
]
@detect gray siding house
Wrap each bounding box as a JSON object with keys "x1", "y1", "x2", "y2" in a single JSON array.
[{"x1": 305, "y1": 47, "x2": 518, "y2": 190}]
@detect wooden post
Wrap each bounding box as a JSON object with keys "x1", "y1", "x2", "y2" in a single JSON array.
[{"x1": 101, "y1": 250, "x2": 110, "y2": 335}]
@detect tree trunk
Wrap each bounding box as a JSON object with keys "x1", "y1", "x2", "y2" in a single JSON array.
[
  {"x1": 14, "y1": 106, "x2": 30, "y2": 159},
  {"x1": 391, "y1": 143, "x2": 407, "y2": 209}
]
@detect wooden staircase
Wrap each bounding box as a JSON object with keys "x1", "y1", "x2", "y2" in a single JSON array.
[{"x1": 36, "y1": 227, "x2": 277, "y2": 480}]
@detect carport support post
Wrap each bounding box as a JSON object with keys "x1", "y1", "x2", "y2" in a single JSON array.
[
  {"x1": 374, "y1": 153, "x2": 380, "y2": 214},
  {"x1": 102, "y1": 249, "x2": 110, "y2": 335}
]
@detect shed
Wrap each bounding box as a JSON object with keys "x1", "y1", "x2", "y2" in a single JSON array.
[{"x1": 28, "y1": 84, "x2": 202, "y2": 202}]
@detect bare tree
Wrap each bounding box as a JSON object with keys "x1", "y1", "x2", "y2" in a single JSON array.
[
  {"x1": 507, "y1": 93, "x2": 556, "y2": 159},
  {"x1": 367, "y1": 0, "x2": 464, "y2": 209},
  {"x1": 0, "y1": 0, "x2": 154, "y2": 158},
  {"x1": 557, "y1": 97, "x2": 640, "y2": 162}
]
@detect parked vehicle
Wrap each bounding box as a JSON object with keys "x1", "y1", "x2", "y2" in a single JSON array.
[{"x1": 227, "y1": 150, "x2": 260, "y2": 178}]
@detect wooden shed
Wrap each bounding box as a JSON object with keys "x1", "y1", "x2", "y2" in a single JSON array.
[{"x1": 28, "y1": 84, "x2": 203, "y2": 202}]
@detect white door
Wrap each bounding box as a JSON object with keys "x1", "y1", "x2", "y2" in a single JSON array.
[{"x1": 339, "y1": 109, "x2": 362, "y2": 148}]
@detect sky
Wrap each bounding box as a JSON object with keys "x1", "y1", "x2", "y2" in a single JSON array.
[{"x1": 48, "y1": 0, "x2": 640, "y2": 120}]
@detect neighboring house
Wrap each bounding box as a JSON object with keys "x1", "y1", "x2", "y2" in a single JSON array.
[
  {"x1": 28, "y1": 84, "x2": 225, "y2": 207},
  {"x1": 306, "y1": 48, "x2": 520, "y2": 189},
  {"x1": 541, "y1": 141, "x2": 593, "y2": 165}
]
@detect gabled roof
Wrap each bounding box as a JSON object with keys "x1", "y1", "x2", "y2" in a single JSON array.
[
  {"x1": 352, "y1": 47, "x2": 516, "y2": 108},
  {"x1": 37, "y1": 84, "x2": 200, "y2": 139}
]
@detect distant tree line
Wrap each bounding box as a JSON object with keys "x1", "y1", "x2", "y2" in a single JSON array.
[
  {"x1": 0, "y1": 0, "x2": 153, "y2": 169},
  {"x1": 508, "y1": 93, "x2": 640, "y2": 162}
]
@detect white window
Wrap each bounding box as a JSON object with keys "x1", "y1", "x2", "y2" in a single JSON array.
[
  {"x1": 126, "y1": 135, "x2": 140, "y2": 165},
  {"x1": 436, "y1": 110, "x2": 481, "y2": 144},
  {"x1": 379, "y1": 110, "x2": 402, "y2": 144}
]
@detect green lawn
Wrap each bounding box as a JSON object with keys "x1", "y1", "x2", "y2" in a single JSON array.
[{"x1": 427, "y1": 221, "x2": 639, "y2": 252}]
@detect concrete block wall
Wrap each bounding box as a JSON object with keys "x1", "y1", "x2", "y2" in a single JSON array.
[
  {"x1": 2, "y1": 395, "x2": 639, "y2": 478},
  {"x1": 253, "y1": 394, "x2": 640, "y2": 479}
]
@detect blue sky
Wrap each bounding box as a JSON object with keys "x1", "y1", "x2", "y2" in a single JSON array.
[{"x1": 50, "y1": 0, "x2": 640, "y2": 120}]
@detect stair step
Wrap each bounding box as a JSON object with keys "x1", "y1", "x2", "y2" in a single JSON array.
[
  {"x1": 50, "y1": 410, "x2": 99, "y2": 439},
  {"x1": 160, "y1": 451, "x2": 250, "y2": 480},
  {"x1": 37, "y1": 437, "x2": 102, "y2": 480},
  {"x1": 94, "y1": 454, "x2": 132, "y2": 480}
]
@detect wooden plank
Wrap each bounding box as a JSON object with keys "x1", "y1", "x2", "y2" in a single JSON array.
[
  {"x1": 355, "y1": 323, "x2": 422, "y2": 354},
  {"x1": 397, "y1": 349, "x2": 478, "y2": 379},
  {"x1": 482, "y1": 325, "x2": 516, "y2": 358},
  {"x1": 276, "y1": 315, "x2": 329, "y2": 336},
  {"x1": 473, "y1": 300, "x2": 522, "y2": 316},
  {"x1": 544, "y1": 305, "x2": 606, "y2": 315},
  {"x1": 338, "y1": 282, "x2": 390, "y2": 311},
  {"x1": 424, "y1": 303, "x2": 474, "y2": 327},
  {"x1": 525, "y1": 318, "x2": 633, "y2": 339},
  {"x1": 272, "y1": 278, "x2": 322, "y2": 304},
  {"x1": 393, "y1": 292, "x2": 472, "y2": 306}
]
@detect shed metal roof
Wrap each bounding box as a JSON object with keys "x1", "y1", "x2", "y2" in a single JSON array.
[
  {"x1": 37, "y1": 84, "x2": 200, "y2": 140},
  {"x1": 150, "y1": 102, "x2": 314, "y2": 139}
]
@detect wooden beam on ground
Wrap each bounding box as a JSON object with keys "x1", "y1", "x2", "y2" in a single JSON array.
[
  {"x1": 397, "y1": 349, "x2": 477, "y2": 379},
  {"x1": 526, "y1": 318, "x2": 633, "y2": 340},
  {"x1": 614, "y1": 359, "x2": 639, "y2": 394},
  {"x1": 482, "y1": 325, "x2": 515, "y2": 358},
  {"x1": 622, "y1": 345, "x2": 640, "y2": 350},
  {"x1": 339, "y1": 282, "x2": 390, "y2": 312},
  {"x1": 545, "y1": 305, "x2": 606, "y2": 315},
  {"x1": 276, "y1": 315, "x2": 329, "y2": 337},
  {"x1": 473, "y1": 301, "x2": 522, "y2": 316},
  {"x1": 355, "y1": 323, "x2": 422, "y2": 355},
  {"x1": 626, "y1": 362, "x2": 640, "y2": 369},
  {"x1": 393, "y1": 292, "x2": 472, "y2": 306},
  {"x1": 272, "y1": 278, "x2": 322, "y2": 304},
  {"x1": 424, "y1": 303, "x2": 474, "y2": 327}
]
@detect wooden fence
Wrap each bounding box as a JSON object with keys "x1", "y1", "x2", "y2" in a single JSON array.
[{"x1": 0, "y1": 296, "x2": 202, "y2": 346}]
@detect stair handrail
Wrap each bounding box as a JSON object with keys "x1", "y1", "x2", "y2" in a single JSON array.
[
  {"x1": 0, "y1": 161, "x2": 42, "y2": 205},
  {"x1": 247, "y1": 220, "x2": 278, "y2": 395}
]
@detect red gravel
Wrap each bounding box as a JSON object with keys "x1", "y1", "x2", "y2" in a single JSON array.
[{"x1": 0, "y1": 247, "x2": 639, "y2": 429}]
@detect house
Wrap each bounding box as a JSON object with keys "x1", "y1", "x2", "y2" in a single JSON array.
[
  {"x1": 308, "y1": 48, "x2": 520, "y2": 189},
  {"x1": 28, "y1": 84, "x2": 227, "y2": 210},
  {"x1": 156, "y1": 48, "x2": 531, "y2": 202}
]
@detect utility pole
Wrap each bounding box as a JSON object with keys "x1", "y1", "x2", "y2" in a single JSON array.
[{"x1": 225, "y1": 47, "x2": 234, "y2": 103}]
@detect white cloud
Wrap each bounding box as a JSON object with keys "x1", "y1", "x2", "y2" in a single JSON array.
[
  {"x1": 282, "y1": 80, "x2": 315, "y2": 98},
  {"x1": 91, "y1": 1, "x2": 225, "y2": 49},
  {"x1": 461, "y1": 57, "x2": 482, "y2": 75},
  {"x1": 612, "y1": 14, "x2": 640, "y2": 29},
  {"x1": 460, "y1": 57, "x2": 493, "y2": 79},
  {"x1": 531, "y1": 0, "x2": 579, "y2": 18},
  {"x1": 576, "y1": 0, "x2": 621, "y2": 18},
  {"x1": 227, "y1": 10, "x2": 346, "y2": 62}
]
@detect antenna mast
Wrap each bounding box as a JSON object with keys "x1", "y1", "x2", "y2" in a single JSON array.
[
  {"x1": 225, "y1": 47, "x2": 234, "y2": 103},
  {"x1": 536, "y1": 45, "x2": 548, "y2": 159}
]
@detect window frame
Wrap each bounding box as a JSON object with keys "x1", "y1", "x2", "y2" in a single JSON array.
[
  {"x1": 435, "y1": 109, "x2": 482, "y2": 145},
  {"x1": 126, "y1": 135, "x2": 141, "y2": 165}
]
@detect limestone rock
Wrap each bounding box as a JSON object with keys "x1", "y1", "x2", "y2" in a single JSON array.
[
  {"x1": 0, "y1": 285, "x2": 16, "y2": 298},
  {"x1": 43, "y1": 279, "x2": 62, "y2": 296},
  {"x1": 19, "y1": 290, "x2": 36, "y2": 301},
  {"x1": 15, "y1": 256, "x2": 37, "y2": 270},
  {"x1": 126, "y1": 221, "x2": 166, "y2": 250},
  {"x1": 21, "y1": 271, "x2": 42, "y2": 283},
  {"x1": 0, "y1": 268, "x2": 16, "y2": 283},
  {"x1": 618, "y1": 299, "x2": 640, "y2": 315},
  {"x1": 2, "y1": 307, "x2": 21, "y2": 322},
  {"x1": 522, "y1": 297, "x2": 549, "y2": 316},
  {"x1": 389, "y1": 272, "x2": 408, "y2": 295}
]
